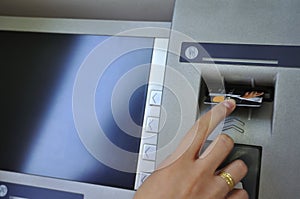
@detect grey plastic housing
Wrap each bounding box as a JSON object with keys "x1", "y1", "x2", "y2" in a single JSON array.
[{"x1": 157, "y1": 0, "x2": 300, "y2": 198}]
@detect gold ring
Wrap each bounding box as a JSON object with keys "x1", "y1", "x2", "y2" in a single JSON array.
[{"x1": 218, "y1": 171, "x2": 235, "y2": 190}]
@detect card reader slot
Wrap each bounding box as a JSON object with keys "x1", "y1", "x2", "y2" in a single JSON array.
[
  {"x1": 198, "y1": 75, "x2": 276, "y2": 135},
  {"x1": 203, "y1": 82, "x2": 274, "y2": 107}
]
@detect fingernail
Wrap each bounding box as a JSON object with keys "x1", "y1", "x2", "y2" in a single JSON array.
[{"x1": 224, "y1": 99, "x2": 236, "y2": 109}]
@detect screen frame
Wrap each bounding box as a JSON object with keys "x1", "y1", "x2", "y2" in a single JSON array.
[{"x1": 0, "y1": 16, "x2": 171, "y2": 199}]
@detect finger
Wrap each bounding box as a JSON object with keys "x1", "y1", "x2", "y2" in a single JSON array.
[
  {"x1": 186, "y1": 99, "x2": 236, "y2": 158},
  {"x1": 227, "y1": 189, "x2": 249, "y2": 199},
  {"x1": 157, "y1": 99, "x2": 236, "y2": 170},
  {"x1": 215, "y1": 159, "x2": 248, "y2": 194},
  {"x1": 198, "y1": 133, "x2": 234, "y2": 171}
]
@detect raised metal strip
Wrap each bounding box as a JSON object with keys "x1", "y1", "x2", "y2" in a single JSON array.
[{"x1": 180, "y1": 42, "x2": 300, "y2": 68}]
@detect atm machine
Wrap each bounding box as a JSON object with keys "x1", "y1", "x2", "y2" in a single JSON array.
[
  {"x1": 156, "y1": 0, "x2": 300, "y2": 199},
  {"x1": 0, "y1": 0, "x2": 300, "y2": 199}
]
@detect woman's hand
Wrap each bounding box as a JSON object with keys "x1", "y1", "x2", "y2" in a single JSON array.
[{"x1": 134, "y1": 99, "x2": 248, "y2": 199}]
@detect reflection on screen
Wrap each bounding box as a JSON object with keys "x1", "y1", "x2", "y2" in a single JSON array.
[{"x1": 0, "y1": 31, "x2": 154, "y2": 190}]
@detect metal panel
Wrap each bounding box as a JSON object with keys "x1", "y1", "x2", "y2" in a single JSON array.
[{"x1": 159, "y1": 0, "x2": 300, "y2": 198}]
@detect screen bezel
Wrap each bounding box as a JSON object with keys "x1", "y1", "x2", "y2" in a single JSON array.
[{"x1": 0, "y1": 16, "x2": 170, "y2": 199}]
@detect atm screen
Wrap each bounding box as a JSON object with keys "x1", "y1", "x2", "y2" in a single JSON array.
[{"x1": 0, "y1": 30, "x2": 154, "y2": 190}]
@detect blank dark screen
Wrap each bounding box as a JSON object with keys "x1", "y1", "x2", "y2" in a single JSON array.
[{"x1": 0, "y1": 31, "x2": 154, "y2": 190}]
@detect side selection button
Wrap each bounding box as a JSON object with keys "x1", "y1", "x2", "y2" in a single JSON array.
[
  {"x1": 143, "y1": 144, "x2": 157, "y2": 161},
  {"x1": 137, "y1": 172, "x2": 151, "y2": 189},
  {"x1": 146, "y1": 117, "x2": 159, "y2": 133},
  {"x1": 149, "y1": 90, "x2": 162, "y2": 106}
]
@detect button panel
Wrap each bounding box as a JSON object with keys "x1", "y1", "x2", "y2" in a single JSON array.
[{"x1": 134, "y1": 38, "x2": 169, "y2": 190}]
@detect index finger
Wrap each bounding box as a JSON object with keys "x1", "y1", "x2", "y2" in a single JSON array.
[
  {"x1": 157, "y1": 99, "x2": 236, "y2": 169},
  {"x1": 186, "y1": 99, "x2": 236, "y2": 159}
]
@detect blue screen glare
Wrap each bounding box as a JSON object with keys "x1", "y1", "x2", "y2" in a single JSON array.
[{"x1": 0, "y1": 31, "x2": 154, "y2": 190}]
